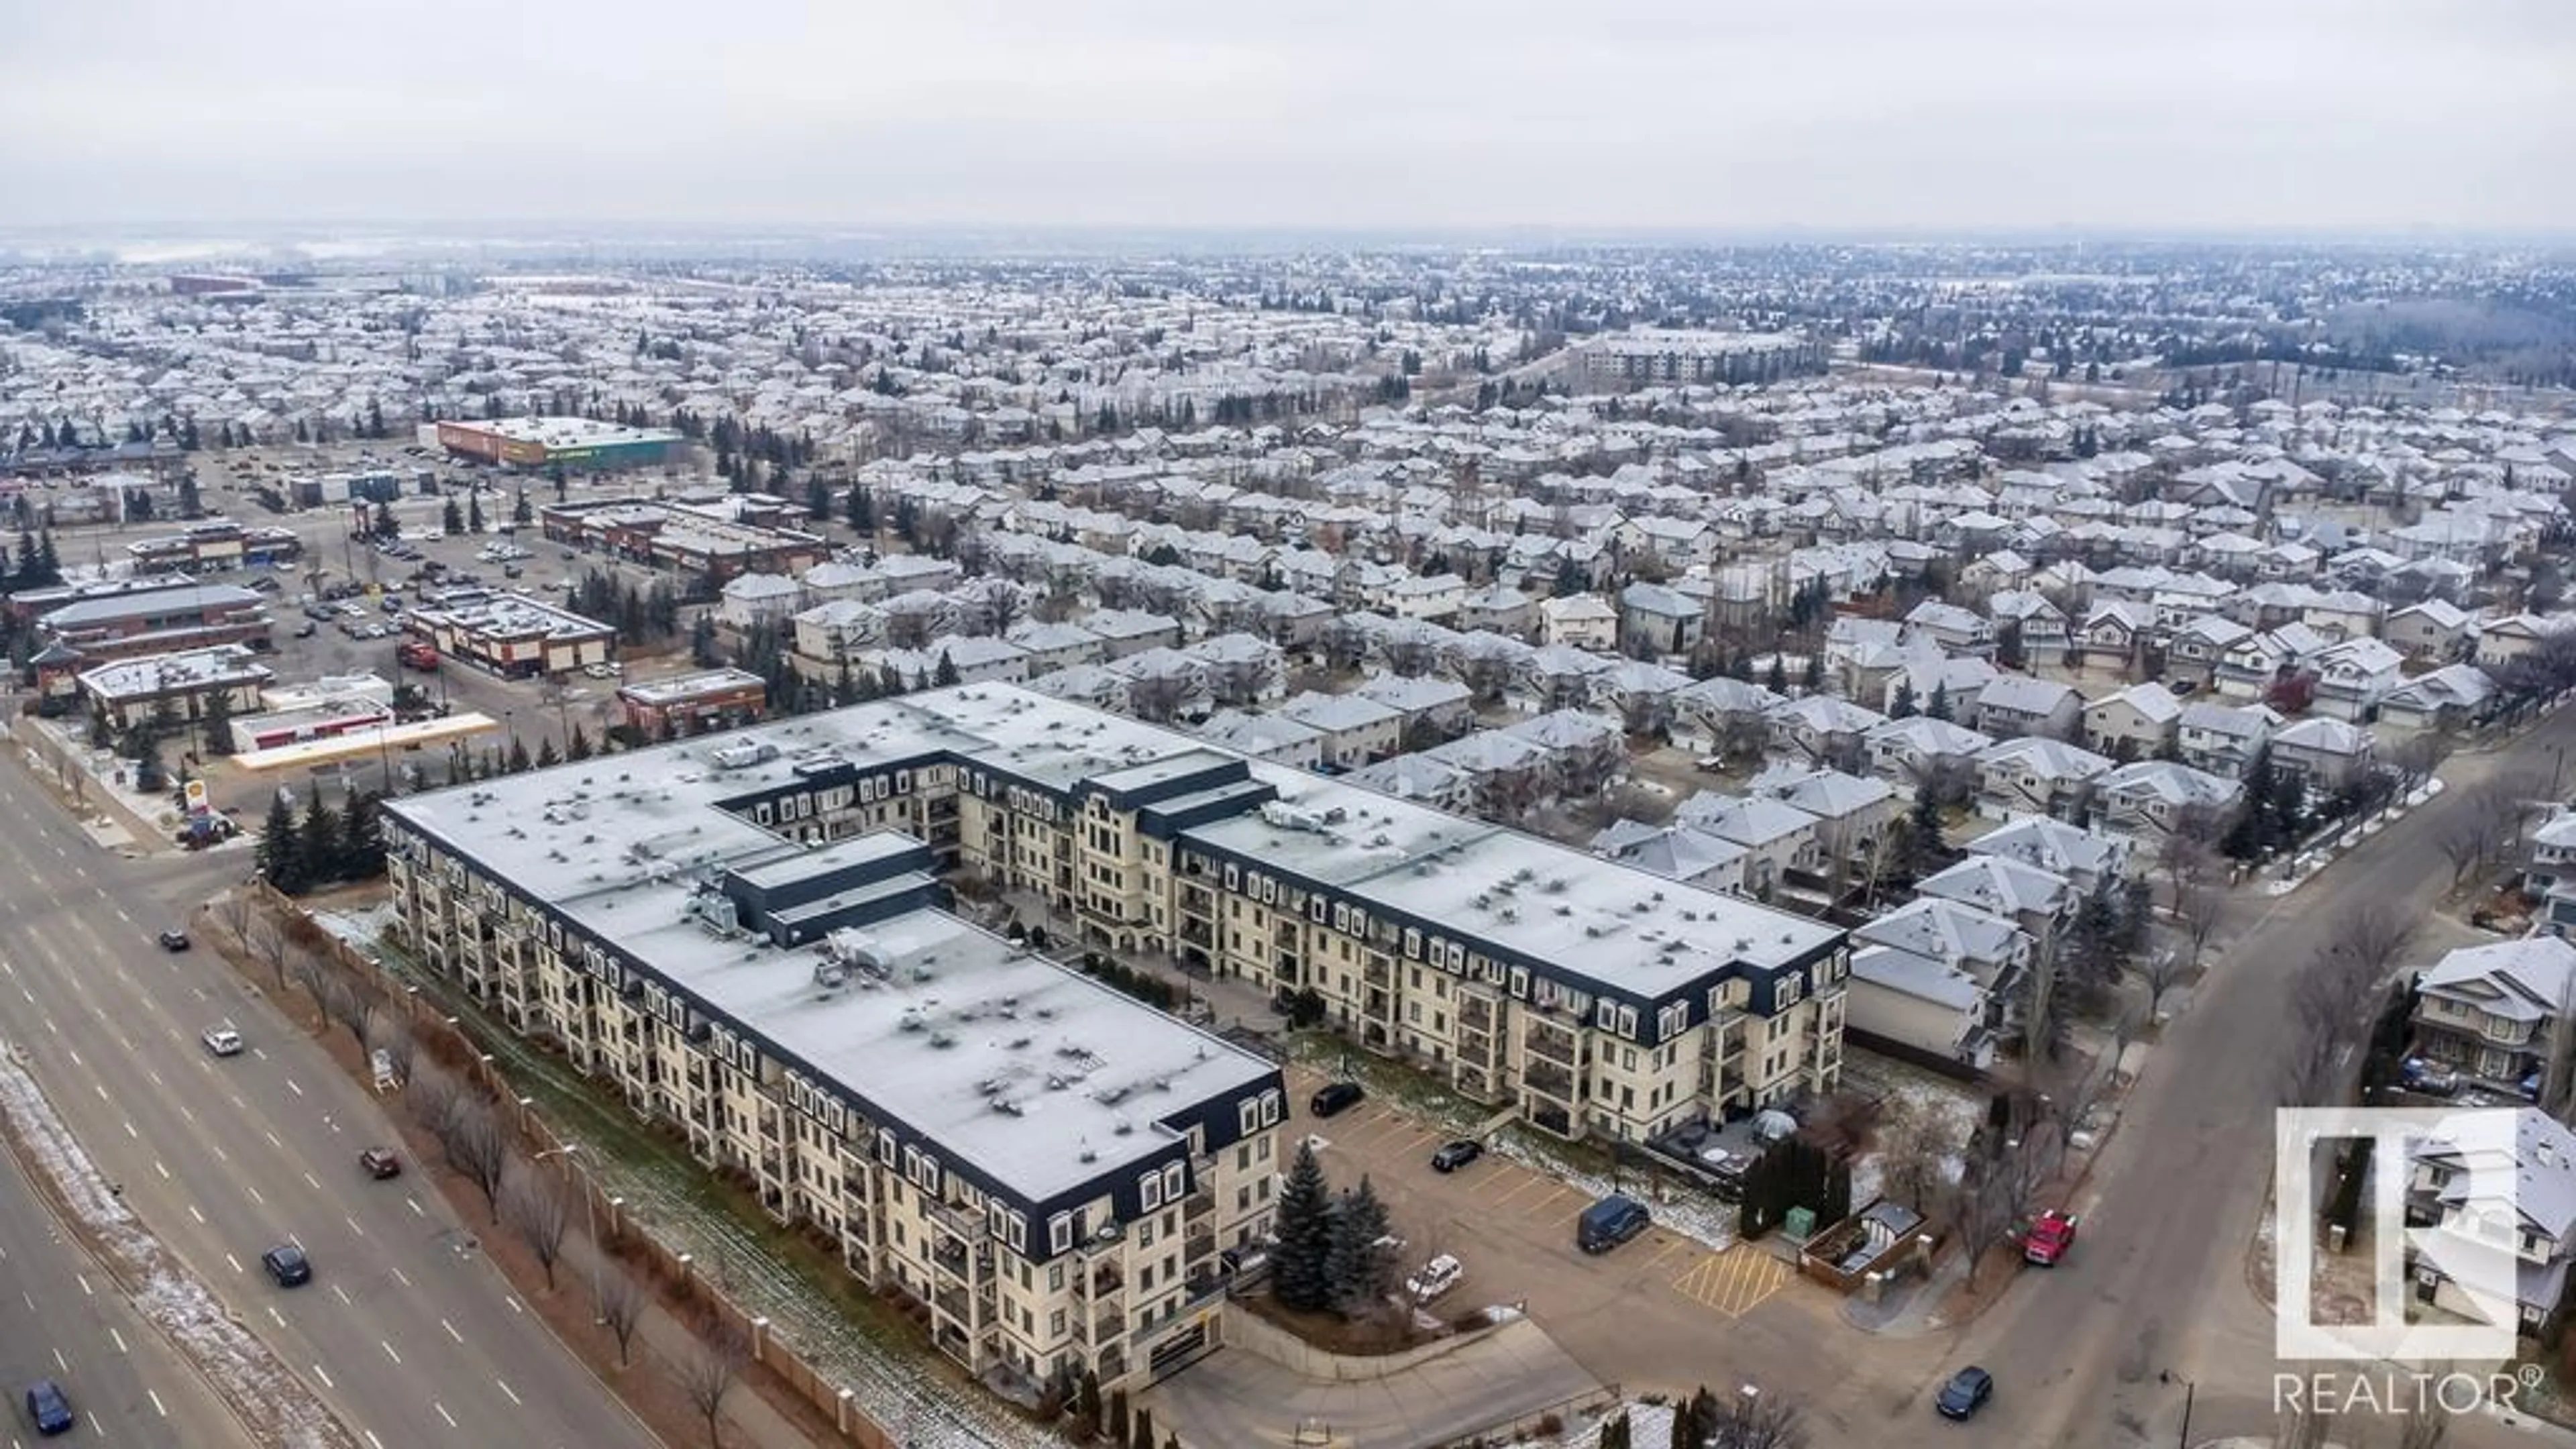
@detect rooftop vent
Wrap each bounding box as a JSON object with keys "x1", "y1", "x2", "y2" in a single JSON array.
[{"x1": 928, "y1": 1032, "x2": 958, "y2": 1049}]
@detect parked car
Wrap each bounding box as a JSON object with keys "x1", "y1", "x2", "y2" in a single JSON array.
[
  {"x1": 2399, "y1": 1057, "x2": 2460, "y2": 1095},
  {"x1": 1576, "y1": 1193, "x2": 1650, "y2": 1254},
  {"x1": 292, "y1": 621, "x2": 317, "y2": 639},
  {"x1": 23, "y1": 1379, "x2": 73, "y2": 1436},
  {"x1": 156, "y1": 929, "x2": 191, "y2": 951},
  {"x1": 359, "y1": 1147, "x2": 402, "y2": 1180},
  {"x1": 1404, "y1": 1253, "x2": 1464, "y2": 1302},
  {"x1": 2021, "y1": 1210, "x2": 2078, "y2": 1267},
  {"x1": 1429, "y1": 1139, "x2": 1484, "y2": 1173},
  {"x1": 1935, "y1": 1366, "x2": 1994, "y2": 1420},
  {"x1": 1309, "y1": 1081, "x2": 1365, "y2": 1118},
  {"x1": 261, "y1": 1244, "x2": 312, "y2": 1287},
  {"x1": 201, "y1": 1026, "x2": 244, "y2": 1057}
]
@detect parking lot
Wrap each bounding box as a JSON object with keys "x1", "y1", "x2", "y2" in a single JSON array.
[{"x1": 1276, "y1": 1062, "x2": 1939, "y2": 1430}]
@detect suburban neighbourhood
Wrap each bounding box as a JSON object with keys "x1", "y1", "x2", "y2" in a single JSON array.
[{"x1": 3, "y1": 234, "x2": 2576, "y2": 1449}]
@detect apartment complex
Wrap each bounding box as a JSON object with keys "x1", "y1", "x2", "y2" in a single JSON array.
[{"x1": 380, "y1": 685, "x2": 1847, "y2": 1387}]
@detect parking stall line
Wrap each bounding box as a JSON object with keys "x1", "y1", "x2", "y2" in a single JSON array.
[
  {"x1": 1522, "y1": 1184, "x2": 1576, "y2": 1219},
  {"x1": 1643, "y1": 1234, "x2": 1694, "y2": 1270},
  {"x1": 1484, "y1": 1174, "x2": 1554, "y2": 1208}
]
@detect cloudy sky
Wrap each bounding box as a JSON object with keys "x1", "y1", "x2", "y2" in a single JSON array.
[{"x1": 4, "y1": 0, "x2": 2568, "y2": 237}]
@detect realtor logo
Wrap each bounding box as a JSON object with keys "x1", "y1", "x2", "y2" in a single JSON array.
[{"x1": 2275, "y1": 1108, "x2": 2524, "y2": 1362}]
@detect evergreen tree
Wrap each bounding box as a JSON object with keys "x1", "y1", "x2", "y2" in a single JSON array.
[
  {"x1": 1926, "y1": 683, "x2": 1953, "y2": 722},
  {"x1": 1272, "y1": 1140, "x2": 1335, "y2": 1312},
  {"x1": 443, "y1": 498, "x2": 466, "y2": 535},
  {"x1": 256, "y1": 794, "x2": 302, "y2": 890},
  {"x1": 932, "y1": 649, "x2": 961, "y2": 688},
  {"x1": 200, "y1": 690, "x2": 236, "y2": 755},
  {"x1": 1799, "y1": 651, "x2": 1823, "y2": 692},
  {"x1": 844, "y1": 484, "x2": 875, "y2": 535},
  {"x1": 1075, "y1": 1371, "x2": 1102, "y2": 1439},
  {"x1": 892, "y1": 495, "x2": 919, "y2": 543},
  {"x1": 1889, "y1": 681, "x2": 1919, "y2": 719},
  {"x1": 568, "y1": 725, "x2": 594, "y2": 761},
  {"x1": 1107, "y1": 1389, "x2": 1130, "y2": 1446},
  {"x1": 506, "y1": 736, "x2": 533, "y2": 773},
  {"x1": 468, "y1": 493, "x2": 485, "y2": 534},
  {"x1": 34, "y1": 530, "x2": 59, "y2": 588},
  {"x1": 1129, "y1": 1407, "x2": 1155, "y2": 1449},
  {"x1": 1324, "y1": 1175, "x2": 1396, "y2": 1313},
  {"x1": 339, "y1": 792, "x2": 386, "y2": 879},
  {"x1": 297, "y1": 796, "x2": 343, "y2": 890},
  {"x1": 806, "y1": 477, "x2": 833, "y2": 523},
  {"x1": 1907, "y1": 788, "x2": 1945, "y2": 871},
  {"x1": 535, "y1": 737, "x2": 561, "y2": 768},
  {"x1": 1764, "y1": 655, "x2": 1788, "y2": 694},
  {"x1": 513, "y1": 488, "x2": 533, "y2": 525}
]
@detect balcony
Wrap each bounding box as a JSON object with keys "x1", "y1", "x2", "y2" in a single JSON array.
[
  {"x1": 924, "y1": 1198, "x2": 985, "y2": 1244},
  {"x1": 1459, "y1": 1000, "x2": 1495, "y2": 1033},
  {"x1": 1094, "y1": 1307, "x2": 1127, "y2": 1340},
  {"x1": 1090, "y1": 1262, "x2": 1124, "y2": 1297},
  {"x1": 1185, "y1": 1191, "x2": 1214, "y2": 1225},
  {"x1": 1524, "y1": 1063, "x2": 1574, "y2": 1100},
  {"x1": 1525, "y1": 1032, "x2": 1576, "y2": 1069}
]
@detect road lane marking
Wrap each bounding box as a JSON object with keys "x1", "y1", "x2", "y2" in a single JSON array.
[
  {"x1": 435, "y1": 1403, "x2": 457, "y2": 1428},
  {"x1": 315, "y1": 1363, "x2": 335, "y2": 1389},
  {"x1": 496, "y1": 1378, "x2": 521, "y2": 1406},
  {"x1": 268, "y1": 1306, "x2": 284, "y2": 1327},
  {"x1": 381, "y1": 1340, "x2": 401, "y2": 1366},
  {"x1": 406, "y1": 1197, "x2": 424, "y2": 1218},
  {"x1": 76, "y1": 1274, "x2": 91, "y2": 1297},
  {"x1": 48, "y1": 1017, "x2": 60, "y2": 1034},
  {"x1": 153, "y1": 1160, "x2": 168, "y2": 1180},
  {"x1": 252, "y1": 1050, "x2": 267, "y2": 1061},
  {"x1": 148, "y1": 1389, "x2": 166, "y2": 1417},
  {"x1": 443, "y1": 1319, "x2": 463, "y2": 1344},
  {"x1": 345, "y1": 1214, "x2": 364, "y2": 1237},
  {"x1": 210, "y1": 1144, "x2": 225, "y2": 1162},
  {"x1": 504, "y1": 1297, "x2": 523, "y2": 1314},
  {"x1": 64, "y1": 1042, "x2": 76, "y2": 1059},
  {"x1": 262, "y1": 1130, "x2": 280, "y2": 1148},
  {"x1": 332, "y1": 1285, "x2": 352, "y2": 1305},
  {"x1": 54, "y1": 1347, "x2": 67, "y2": 1371},
  {"x1": 389, "y1": 1267, "x2": 411, "y2": 1287},
  {"x1": 145, "y1": 1069, "x2": 163, "y2": 1087},
  {"x1": 225, "y1": 1254, "x2": 241, "y2": 1274},
  {"x1": 123, "y1": 1120, "x2": 138, "y2": 1138},
  {"x1": 303, "y1": 1172, "x2": 321, "y2": 1191},
  {"x1": 365, "y1": 1433, "x2": 383, "y2": 1449},
  {"x1": 188, "y1": 1205, "x2": 205, "y2": 1224},
  {"x1": 178, "y1": 1104, "x2": 194, "y2": 1124},
  {"x1": 246, "y1": 1185, "x2": 265, "y2": 1204},
  {"x1": 286, "y1": 1078, "x2": 304, "y2": 1097},
  {"x1": 109, "y1": 1328, "x2": 126, "y2": 1354}
]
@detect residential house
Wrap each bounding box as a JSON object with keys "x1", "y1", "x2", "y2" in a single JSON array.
[
  {"x1": 1915, "y1": 855, "x2": 2078, "y2": 970},
  {"x1": 1589, "y1": 659, "x2": 1695, "y2": 735},
  {"x1": 1509, "y1": 645, "x2": 1615, "y2": 716},
  {"x1": 2176, "y1": 701, "x2": 2281, "y2": 778},
  {"x1": 1456, "y1": 585, "x2": 1537, "y2": 639},
  {"x1": 2475, "y1": 614, "x2": 2576, "y2": 673},
  {"x1": 1674, "y1": 793, "x2": 1824, "y2": 897},
  {"x1": 1766, "y1": 694, "x2": 1889, "y2": 771},
  {"x1": 2090, "y1": 761, "x2": 2244, "y2": 843},
  {"x1": 2082, "y1": 682, "x2": 2184, "y2": 762},
  {"x1": 1988, "y1": 590, "x2": 2070, "y2": 657},
  {"x1": 1881, "y1": 653, "x2": 2000, "y2": 721},
  {"x1": 1972, "y1": 674, "x2": 2082, "y2": 742},
  {"x1": 2309, "y1": 636, "x2": 2407, "y2": 722},
  {"x1": 2383, "y1": 599, "x2": 2475, "y2": 663},
  {"x1": 1862, "y1": 715, "x2": 1994, "y2": 800},
  {"x1": 2377, "y1": 663, "x2": 2500, "y2": 737},
  {"x1": 1967, "y1": 814, "x2": 2136, "y2": 894},
  {"x1": 1343, "y1": 753, "x2": 1473, "y2": 812},
  {"x1": 2169, "y1": 615, "x2": 2255, "y2": 692},
  {"x1": 1851, "y1": 898, "x2": 2033, "y2": 1055},
  {"x1": 1385, "y1": 572, "x2": 1467, "y2": 624},
  {"x1": 717, "y1": 572, "x2": 804, "y2": 629},
  {"x1": 1356, "y1": 672, "x2": 1474, "y2": 737},
  {"x1": 1276, "y1": 691, "x2": 1405, "y2": 770},
  {"x1": 1085, "y1": 608, "x2": 1185, "y2": 658},
  {"x1": 1002, "y1": 621, "x2": 1108, "y2": 677},
  {"x1": 1591, "y1": 824, "x2": 1750, "y2": 897},
  {"x1": 1618, "y1": 582, "x2": 1705, "y2": 658},
  {"x1": 2267, "y1": 717, "x2": 2377, "y2": 794},
  {"x1": 2079, "y1": 599, "x2": 2154, "y2": 666},
  {"x1": 2404, "y1": 1108, "x2": 2576, "y2": 1343},
  {"x1": 1193, "y1": 710, "x2": 1325, "y2": 769},
  {"x1": 1670, "y1": 676, "x2": 1786, "y2": 759},
  {"x1": 2410, "y1": 936, "x2": 2576, "y2": 1090},
  {"x1": 1536, "y1": 594, "x2": 1619, "y2": 651},
  {"x1": 1419, "y1": 729, "x2": 1557, "y2": 819},
  {"x1": 1846, "y1": 946, "x2": 1998, "y2": 1071},
  {"x1": 1902, "y1": 600, "x2": 1997, "y2": 656},
  {"x1": 1974, "y1": 737, "x2": 2115, "y2": 822},
  {"x1": 1746, "y1": 765, "x2": 1900, "y2": 873}
]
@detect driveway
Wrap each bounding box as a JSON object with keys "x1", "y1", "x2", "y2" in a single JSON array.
[{"x1": 1145, "y1": 1315, "x2": 1603, "y2": 1449}]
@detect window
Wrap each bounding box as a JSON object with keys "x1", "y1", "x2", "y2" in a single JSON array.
[
  {"x1": 1240, "y1": 1097, "x2": 1262, "y2": 1136},
  {"x1": 876, "y1": 1129, "x2": 897, "y2": 1167},
  {"x1": 1163, "y1": 1163, "x2": 1186, "y2": 1202},
  {"x1": 1049, "y1": 1214, "x2": 1074, "y2": 1254},
  {"x1": 1141, "y1": 1171, "x2": 1165, "y2": 1212}
]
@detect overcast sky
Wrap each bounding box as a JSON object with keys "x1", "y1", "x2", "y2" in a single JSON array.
[{"x1": 4, "y1": 0, "x2": 2569, "y2": 237}]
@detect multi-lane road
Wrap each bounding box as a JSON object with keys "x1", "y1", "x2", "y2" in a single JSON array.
[{"x1": 0, "y1": 735, "x2": 656, "y2": 1448}]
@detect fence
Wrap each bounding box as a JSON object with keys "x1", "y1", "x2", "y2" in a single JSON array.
[
  {"x1": 260, "y1": 884, "x2": 899, "y2": 1448},
  {"x1": 1433, "y1": 1381, "x2": 1623, "y2": 1449}
]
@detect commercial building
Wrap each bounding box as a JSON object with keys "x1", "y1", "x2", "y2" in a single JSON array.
[
  {"x1": 403, "y1": 592, "x2": 614, "y2": 679},
  {"x1": 384, "y1": 686, "x2": 1845, "y2": 1394},
  {"x1": 434, "y1": 417, "x2": 682, "y2": 471},
  {"x1": 616, "y1": 667, "x2": 769, "y2": 741},
  {"x1": 125, "y1": 517, "x2": 305, "y2": 572},
  {"x1": 32, "y1": 581, "x2": 273, "y2": 664},
  {"x1": 74, "y1": 643, "x2": 273, "y2": 731},
  {"x1": 1564, "y1": 329, "x2": 1828, "y2": 393},
  {"x1": 539, "y1": 498, "x2": 829, "y2": 585}
]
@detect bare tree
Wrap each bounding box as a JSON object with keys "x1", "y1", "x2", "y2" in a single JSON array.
[
  {"x1": 2322, "y1": 901, "x2": 2417, "y2": 985},
  {"x1": 406, "y1": 1075, "x2": 461, "y2": 1138},
  {"x1": 1869, "y1": 1096, "x2": 1958, "y2": 1218},
  {"x1": 1123, "y1": 672, "x2": 1191, "y2": 725},
  {"x1": 2040, "y1": 1049, "x2": 2116, "y2": 1160},
  {"x1": 1954, "y1": 1159, "x2": 2025, "y2": 1286},
  {"x1": 674, "y1": 1318, "x2": 750, "y2": 1448},
  {"x1": 289, "y1": 953, "x2": 333, "y2": 1019},
  {"x1": 594, "y1": 1259, "x2": 646, "y2": 1366},
  {"x1": 205, "y1": 892, "x2": 256, "y2": 951},
  {"x1": 1710, "y1": 1387, "x2": 1809, "y2": 1449},
  {"x1": 321, "y1": 973, "x2": 384, "y2": 1051},
  {"x1": 441, "y1": 1093, "x2": 511, "y2": 1224},
  {"x1": 2278, "y1": 947, "x2": 2381, "y2": 1108},
  {"x1": 504, "y1": 1172, "x2": 572, "y2": 1291},
  {"x1": 243, "y1": 918, "x2": 297, "y2": 994},
  {"x1": 2176, "y1": 881, "x2": 2226, "y2": 969},
  {"x1": 378, "y1": 1018, "x2": 419, "y2": 1085},
  {"x1": 2434, "y1": 816, "x2": 2489, "y2": 889}
]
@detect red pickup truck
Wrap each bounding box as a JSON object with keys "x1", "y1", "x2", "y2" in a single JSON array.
[
  {"x1": 2022, "y1": 1210, "x2": 2078, "y2": 1266},
  {"x1": 396, "y1": 640, "x2": 439, "y2": 672}
]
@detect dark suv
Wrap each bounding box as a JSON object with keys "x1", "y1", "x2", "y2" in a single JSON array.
[
  {"x1": 261, "y1": 1244, "x2": 312, "y2": 1287},
  {"x1": 1309, "y1": 1081, "x2": 1365, "y2": 1118}
]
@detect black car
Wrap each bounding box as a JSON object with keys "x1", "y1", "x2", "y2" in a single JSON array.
[
  {"x1": 157, "y1": 930, "x2": 191, "y2": 952},
  {"x1": 261, "y1": 1244, "x2": 312, "y2": 1287},
  {"x1": 1935, "y1": 1366, "x2": 1994, "y2": 1420},
  {"x1": 1429, "y1": 1139, "x2": 1484, "y2": 1173},
  {"x1": 1309, "y1": 1081, "x2": 1365, "y2": 1118}
]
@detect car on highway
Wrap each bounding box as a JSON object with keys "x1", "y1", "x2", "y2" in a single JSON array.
[
  {"x1": 23, "y1": 1379, "x2": 74, "y2": 1436},
  {"x1": 261, "y1": 1244, "x2": 312, "y2": 1287},
  {"x1": 360, "y1": 1146, "x2": 402, "y2": 1179},
  {"x1": 1935, "y1": 1366, "x2": 1994, "y2": 1420},
  {"x1": 157, "y1": 929, "x2": 191, "y2": 951},
  {"x1": 1429, "y1": 1138, "x2": 1484, "y2": 1173},
  {"x1": 201, "y1": 1026, "x2": 244, "y2": 1057},
  {"x1": 1309, "y1": 1081, "x2": 1365, "y2": 1117}
]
